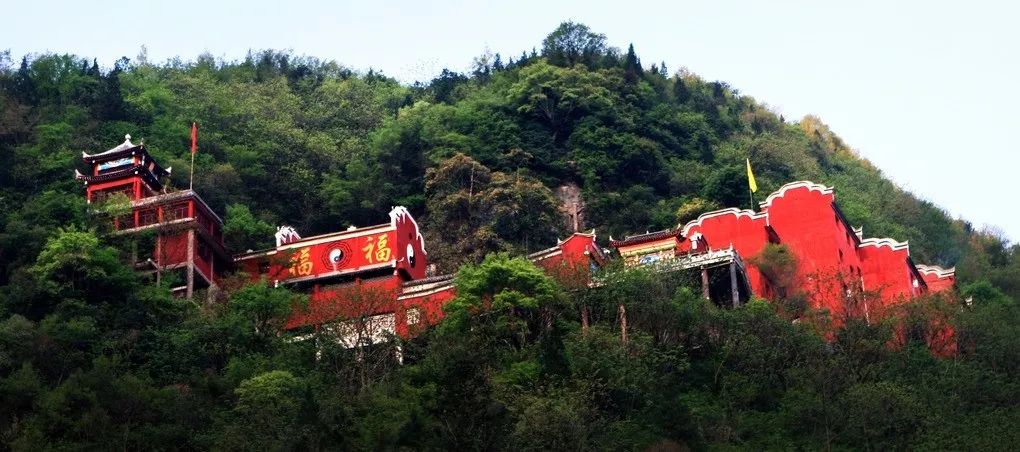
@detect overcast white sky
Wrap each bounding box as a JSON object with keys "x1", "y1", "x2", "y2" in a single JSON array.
[{"x1": 4, "y1": 0, "x2": 1018, "y2": 241}]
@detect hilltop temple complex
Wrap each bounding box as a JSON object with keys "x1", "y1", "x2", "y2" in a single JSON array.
[{"x1": 75, "y1": 136, "x2": 956, "y2": 346}]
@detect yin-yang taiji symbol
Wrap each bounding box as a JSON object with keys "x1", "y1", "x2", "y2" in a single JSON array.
[{"x1": 321, "y1": 242, "x2": 352, "y2": 269}]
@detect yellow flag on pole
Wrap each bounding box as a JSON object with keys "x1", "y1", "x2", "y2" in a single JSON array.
[{"x1": 746, "y1": 158, "x2": 758, "y2": 193}]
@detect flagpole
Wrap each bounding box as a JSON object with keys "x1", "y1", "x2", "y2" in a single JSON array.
[
  {"x1": 189, "y1": 122, "x2": 197, "y2": 191},
  {"x1": 746, "y1": 158, "x2": 756, "y2": 210}
]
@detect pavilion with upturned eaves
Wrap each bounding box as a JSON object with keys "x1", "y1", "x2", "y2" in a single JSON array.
[{"x1": 75, "y1": 135, "x2": 229, "y2": 298}]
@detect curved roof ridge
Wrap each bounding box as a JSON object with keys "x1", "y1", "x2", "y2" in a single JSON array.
[
  {"x1": 83, "y1": 134, "x2": 142, "y2": 159},
  {"x1": 608, "y1": 229, "x2": 679, "y2": 247},
  {"x1": 680, "y1": 207, "x2": 767, "y2": 237},
  {"x1": 858, "y1": 237, "x2": 910, "y2": 253},
  {"x1": 759, "y1": 180, "x2": 834, "y2": 208},
  {"x1": 915, "y1": 264, "x2": 956, "y2": 277}
]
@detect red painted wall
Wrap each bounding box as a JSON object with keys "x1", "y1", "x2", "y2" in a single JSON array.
[
  {"x1": 680, "y1": 208, "x2": 772, "y2": 297},
  {"x1": 286, "y1": 276, "x2": 402, "y2": 330},
  {"x1": 156, "y1": 232, "x2": 189, "y2": 266},
  {"x1": 285, "y1": 276, "x2": 457, "y2": 339},
  {"x1": 923, "y1": 275, "x2": 955, "y2": 293},
  {"x1": 918, "y1": 267, "x2": 955, "y2": 294},
  {"x1": 194, "y1": 246, "x2": 212, "y2": 282},
  {"x1": 280, "y1": 232, "x2": 604, "y2": 336},
  {"x1": 398, "y1": 285, "x2": 456, "y2": 337},
  {"x1": 270, "y1": 228, "x2": 397, "y2": 282},
  {"x1": 531, "y1": 233, "x2": 600, "y2": 289},
  {"x1": 245, "y1": 208, "x2": 428, "y2": 286},
  {"x1": 229, "y1": 182, "x2": 961, "y2": 354},
  {"x1": 759, "y1": 183, "x2": 864, "y2": 318},
  {"x1": 858, "y1": 242, "x2": 919, "y2": 305},
  {"x1": 658, "y1": 181, "x2": 955, "y2": 333},
  {"x1": 392, "y1": 207, "x2": 429, "y2": 281}
]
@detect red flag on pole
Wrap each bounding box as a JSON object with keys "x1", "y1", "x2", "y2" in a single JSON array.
[{"x1": 190, "y1": 122, "x2": 198, "y2": 155}]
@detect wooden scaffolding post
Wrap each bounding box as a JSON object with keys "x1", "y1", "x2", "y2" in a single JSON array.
[
  {"x1": 730, "y1": 260, "x2": 740, "y2": 308},
  {"x1": 618, "y1": 303, "x2": 628, "y2": 345},
  {"x1": 186, "y1": 229, "x2": 195, "y2": 299},
  {"x1": 701, "y1": 266, "x2": 710, "y2": 300}
]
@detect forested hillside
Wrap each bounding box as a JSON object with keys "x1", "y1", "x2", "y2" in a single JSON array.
[{"x1": 1, "y1": 22, "x2": 1020, "y2": 450}]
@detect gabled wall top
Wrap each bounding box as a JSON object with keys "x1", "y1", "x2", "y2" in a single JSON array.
[
  {"x1": 859, "y1": 237, "x2": 910, "y2": 254},
  {"x1": 916, "y1": 264, "x2": 955, "y2": 278},
  {"x1": 759, "y1": 181, "x2": 834, "y2": 209},
  {"x1": 680, "y1": 207, "x2": 767, "y2": 237}
]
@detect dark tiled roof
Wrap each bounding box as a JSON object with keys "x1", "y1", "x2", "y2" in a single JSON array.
[
  {"x1": 82, "y1": 136, "x2": 144, "y2": 162},
  {"x1": 402, "y1": 274, "x2": 455, "y2": 287},
  {"x1": 76, "y1": 165, "x2": 144, "y2": 182},
  {"x1": 130, "y1": 189, "x2": 223, "y2": 225},
  {"x1": 527, "y1": 244, "x2": 560, "y2": 260},
  {"x1": 75, "y1": 164, "x2": 167, "y2": 189},
  {"x1": 608, "y1": 229, "x2": 680, "y2": 248},
  {"x1": 82, "y1": 145, "x2": 143, "y2": 163}
]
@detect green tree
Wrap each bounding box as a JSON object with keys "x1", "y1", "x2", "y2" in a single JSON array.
[
  {"x1": 541, "y1": 21, "x2": 610, "y2": 68},
  {"x1": 507, "y1": 60, "x2": 615, "y2": 144},
  {"x1": 27, "y1": 228, "x2": 135, "y2": 312},
  {"x1": 228, "y1": 279, "x2": 304, "y2": 340},
  {"x1": 448, "y1": 253, "x2": 566, "y2": 344},
  {"x1": 223, "y1": 203, "x2": 275, "y2": 252},
  {"x1": 424, "y1": 153, "x2": 560, "y2": 271},
  {"x1": 220, "y1": 370, "x2": 308, "y2": 451}
]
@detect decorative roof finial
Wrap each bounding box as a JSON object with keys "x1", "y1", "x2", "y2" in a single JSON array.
[{"x1": 125, "y1": 134, "x2": 131, "y2": 142}]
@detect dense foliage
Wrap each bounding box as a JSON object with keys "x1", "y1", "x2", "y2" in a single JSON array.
[{"x1": 1, "y1": 22, "x2": 1019, "y2": 449}]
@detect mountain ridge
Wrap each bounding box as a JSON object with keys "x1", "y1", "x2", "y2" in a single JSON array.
[{"x1": 2, "y1": 21, "x2": 1020, "y2": 450}]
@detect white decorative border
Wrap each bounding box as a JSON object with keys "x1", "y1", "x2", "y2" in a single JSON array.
[
  {"x1": 276, "y1": 223, "x2": 393, "y2": 251},
  {"x1": 680, "y1": 208, "x2": 767, "y2": 237},
  {"x1": 858, "y1": 237, "x2": 910, "y2": 254},
  {"x1": 528, "y1": 231, "x2": 597, "y2": 261},
  {"x1": 398, "y1": 282, "x2": 455, "y2": 300},
  {"x1": 759, "y1": 181, "x2": 834, "y2": 209},
  {"x1": 915, "y1": 264, "x2": 955, "y2": 278},
  {"x1": 529, "y1": 249, "x2": 563, "y2": 261},
  {"x1": 390, "y1": 206, "x2": 428, "y2": 255}
]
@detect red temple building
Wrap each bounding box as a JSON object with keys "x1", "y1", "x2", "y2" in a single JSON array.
[
  {"x1": 916, "y1": 264, "x2": 957, "y2": 294},
  {"x1": 235, "y1": 214, "x2": 603, "y2": 341},
  {"x1": 610, "y1": 181, "x2": 956, "y2": 322},
  {"x1": 528, "y1": 231, "x2": 608, "y2": 288},
  {"x1": 75, "y1": 135, "x2": 957, "y2": 348},
  {"x1": 235, "y1": 206, "x2": 434, "y2": 341},
  {"x1": 75, "y1": 135, "x2": 229, "y2": 298}
]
